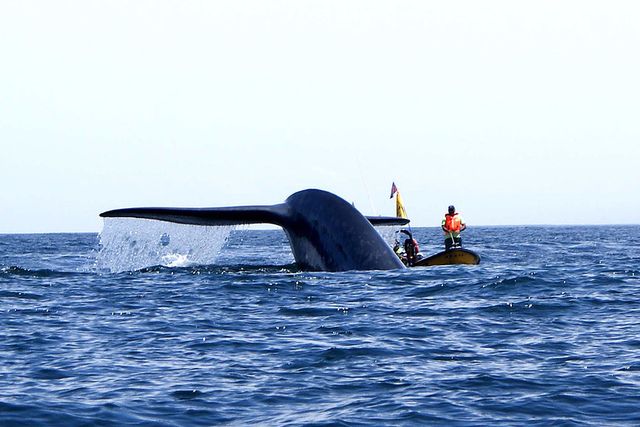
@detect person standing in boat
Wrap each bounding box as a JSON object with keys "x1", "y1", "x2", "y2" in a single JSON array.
[{"x1": 442, "y1": 205, "x2": 466, "y2": 250}]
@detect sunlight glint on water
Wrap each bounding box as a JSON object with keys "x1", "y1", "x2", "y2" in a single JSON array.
[{"x1": 96, "y1": 218, "x2": 234, "y2": 273}]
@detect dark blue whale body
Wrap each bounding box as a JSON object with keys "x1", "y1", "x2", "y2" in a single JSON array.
[{"x1": 100, "y1": 189, "x2": 409, "y2": 271}]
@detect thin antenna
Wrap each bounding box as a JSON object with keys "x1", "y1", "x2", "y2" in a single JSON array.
[{"x1": 355, "y1": 152, "x2": 377, "y2": 215}]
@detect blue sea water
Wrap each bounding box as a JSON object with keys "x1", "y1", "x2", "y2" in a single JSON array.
[{"x1": 1, "y1": 225, "x2": 639, "y2": 426}]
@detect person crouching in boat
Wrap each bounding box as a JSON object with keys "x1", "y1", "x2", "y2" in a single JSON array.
[
  {"x1": 394, "y1": 229, "x2": 423, "y2": 266},
  {"x1": 442, "y1": 205, "x2": 466, "y2": 250}
]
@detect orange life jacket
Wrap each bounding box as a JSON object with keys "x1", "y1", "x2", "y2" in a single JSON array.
[{"x1": 444, "y1": 213, "x2": 462, "y2": 232}]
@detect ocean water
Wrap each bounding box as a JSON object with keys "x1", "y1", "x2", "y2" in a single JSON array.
[{"x1": 1, "y1": 224, "x2": 639, "y2": 426}]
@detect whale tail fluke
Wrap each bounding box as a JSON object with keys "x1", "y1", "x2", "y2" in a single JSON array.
[{"x1": 99, "y1": 189, "x2": 408, "y2": 271}]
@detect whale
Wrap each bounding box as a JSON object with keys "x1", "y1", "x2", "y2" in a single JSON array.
[{"x1": 100, "y1": 189, "x2": 409, "y2": 272}]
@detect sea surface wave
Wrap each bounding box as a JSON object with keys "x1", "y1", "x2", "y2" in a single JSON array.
[{"x1": 1, "y1": 226, "x2": 639, "y2": 425}]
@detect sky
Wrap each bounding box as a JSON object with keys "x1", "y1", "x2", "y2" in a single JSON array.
[{"x1": 1, "y1": 0, "x2": 639, "y2": 233}]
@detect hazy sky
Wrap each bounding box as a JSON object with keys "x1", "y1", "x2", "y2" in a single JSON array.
[{"x1": 1, "y1": 0, "x2": 639, "y2": 233}]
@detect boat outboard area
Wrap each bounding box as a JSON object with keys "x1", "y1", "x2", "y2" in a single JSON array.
[
  {"x1": 387, "y1": 183, "x2": 480, "y2": 267},
  {"x1": 390, "y1": 228, "x2": 481, "y2": 267}
]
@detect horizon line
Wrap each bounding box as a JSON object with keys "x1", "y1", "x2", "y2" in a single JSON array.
[{"x1": 1, "y1": 223, "x2": 639, "y2": 235}]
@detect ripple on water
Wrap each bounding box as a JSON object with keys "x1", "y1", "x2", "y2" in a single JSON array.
[{"x1": 1, "y1": 227, "x2": 640, "y2": 425}]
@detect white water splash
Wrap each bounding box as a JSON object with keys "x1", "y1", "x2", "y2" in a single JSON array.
[{"x1": 96, "y1": 218, "x2": 234, "y2": 273}]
